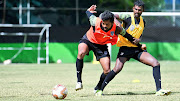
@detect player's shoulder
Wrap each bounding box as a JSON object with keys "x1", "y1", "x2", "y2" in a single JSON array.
[{"x1": 117, "y1": 13, "x2": 131, "y2": 21}]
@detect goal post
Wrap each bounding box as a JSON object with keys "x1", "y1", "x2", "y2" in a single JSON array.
[{"x1": 0, "y1": 24, "x2": 51, "y2": 64}]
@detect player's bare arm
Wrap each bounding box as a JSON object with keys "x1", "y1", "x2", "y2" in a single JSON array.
[
  {"x1": 114, "y1": 17, "x2": 140, "y2": 44},
  {"x1": 114, "y1": 13, "x2": 130, "y2": 21},
  {"x1": 86, "y1": 5, "x2": 97, "y2": 26},
  {"x1": 114, "y1": 14, "x2": 121, "y2": 20},
  {"x1": 115, "y1": 26, "x2": 146, "y2": 50},
  {"x1": 115, "y1": 26, "x2": 140, "y2": 44}
]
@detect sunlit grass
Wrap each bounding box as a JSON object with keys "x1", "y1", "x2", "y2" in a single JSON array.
[{"x1": 0, "y1": 61, "x2": 179, "y2": 101}]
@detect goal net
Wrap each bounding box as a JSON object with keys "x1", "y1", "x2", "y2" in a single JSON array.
[{"x1": 0, "y1": 24, "x2": 51, "y2": 64}]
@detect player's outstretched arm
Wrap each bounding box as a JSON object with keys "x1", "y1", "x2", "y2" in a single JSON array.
[
  {"x1": 114, "y1": 14, "x2": 127, "y2": 21},
  {"x1": 114, "y1": 14, "x2": 121, "y2": 20},
  {"x1": 87, "y1": 5, "x2": 97, "y2": 13},
  {"x1": 114, "y1": 17, "x2": 121, "y2": 27},
  {"x1": 116, "y1": 26, "x2": 140, "y2": 44},
  {"x1": 86, "y1": 5, "x2": 97, "y2": 18},
  {"x1": 86, "y1": 5, "x2": 97, "y2": 26},
  {"x1": 115, "y1": 26, "x2": 142, "y2": 48}
]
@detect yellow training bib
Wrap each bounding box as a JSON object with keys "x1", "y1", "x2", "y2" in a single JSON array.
[{"x1": 116, "y1": 14, "x2": 144, "y2": 47}]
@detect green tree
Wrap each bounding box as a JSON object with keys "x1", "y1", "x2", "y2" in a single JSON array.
[{"x1": 97, "y1": 0, "x2": 165, "y2": 12}]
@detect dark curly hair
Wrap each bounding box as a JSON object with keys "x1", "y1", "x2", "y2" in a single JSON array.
[
  {"x1": 101, "y1": 10, "x2": 114, "y2": 23},
  {"x1": 134, "y1": 0, "x2": 145, "y2": 9}
]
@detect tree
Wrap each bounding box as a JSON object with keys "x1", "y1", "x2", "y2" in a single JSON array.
[{"x1": 97, "y1": 0, "x2": 165, "y2": 12}]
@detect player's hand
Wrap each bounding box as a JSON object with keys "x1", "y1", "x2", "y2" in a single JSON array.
[
  {"x1": 133, "y1": 38, "x2": 141, "y2": 45},
  {"x1": 87, "y1": 5, "x2": 97, "y2": 13},
  {"x1": 141, "y1": 44, "x2": 147, "y2": 50}
]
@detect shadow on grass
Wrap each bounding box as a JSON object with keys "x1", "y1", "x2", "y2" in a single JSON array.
[
  {"x1": 0, "y1": 96, "x2": 18, "y2": 98},
  {"x1": 39, "y1": 93, "x2": 71, "y2": 100},
  {"x1": 105, "y1": 92, "x2": 155, "y2": 96},
  {"x1": 105, "y1": 91, "x2": 178, "y2": 96},
  {"x1": 173, "y1": 92, "x2": 180, "y2": 94}
]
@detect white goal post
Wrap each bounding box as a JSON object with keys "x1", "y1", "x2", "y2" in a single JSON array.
[{"x1": 0, "y1": 24, "x2": 51, "y2": 64}]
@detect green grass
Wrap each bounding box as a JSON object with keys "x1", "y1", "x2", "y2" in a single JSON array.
[{"x1": 0, "y1": 61, "x2": 180, "y2": 101}]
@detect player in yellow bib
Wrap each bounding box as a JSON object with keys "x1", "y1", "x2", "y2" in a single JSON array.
[
  {"x1": 117, "y1": 13, "x2": 144, "y2": 47},
  {"x1": 95, "y1": 0, "x2": 171, "y2": 96}
]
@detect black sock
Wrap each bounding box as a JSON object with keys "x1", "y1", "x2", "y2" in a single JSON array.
[
  {"x1": 76, "y1": 58, "x2": 83, "y2": 83},
  {"x1": 153, "y1": 65, "x2": 161, "y2": 91},
  {"x1": 95, "y1": 73, "x2": 107, "y2": 90},
  {"x1": 100, "y1": 70, "x2": 117, "y2": 91}
]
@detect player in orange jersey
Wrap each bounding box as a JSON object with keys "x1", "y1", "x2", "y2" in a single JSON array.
[
  {"x1": 75, "y1": 5, "x2": 145, "y2": 91},
  {"x1": 95, "y1": 0, "x2": 171, "y2": 96}
]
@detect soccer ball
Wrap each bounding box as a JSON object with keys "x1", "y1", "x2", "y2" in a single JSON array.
[
  {"x1": 52, "y1": 84, "x2": 68, "y2": 99},
  {"x1": 56, "y1": 59, "x2": 62, "y2": 64},
  {"x1": 3, "y1": 59, "x2": 12, "y2": 65}
]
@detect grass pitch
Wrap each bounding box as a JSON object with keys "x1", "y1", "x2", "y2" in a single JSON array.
[{"x1": 0, "y1": 61, "x2": 180, "y2": 101}]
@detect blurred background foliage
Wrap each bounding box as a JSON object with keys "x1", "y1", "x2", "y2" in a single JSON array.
[{"x1": 0, "y1": 0, "x2": 177, "y2": 25}]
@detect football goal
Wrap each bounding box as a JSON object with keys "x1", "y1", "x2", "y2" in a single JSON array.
[{"x1": 0, "y1": 24, "x2": 51, "y2": 64}]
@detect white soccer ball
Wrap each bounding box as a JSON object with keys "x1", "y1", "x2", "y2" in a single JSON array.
[
  {"x1": 52, "y1": 84, "x2": 68, "y2": 99},
  {"x1": 57, "y1": 59, "x2": 62, "y2": 64},
  {"x1": 3, "y1": 59, "x2": 12, "y2": 65}
]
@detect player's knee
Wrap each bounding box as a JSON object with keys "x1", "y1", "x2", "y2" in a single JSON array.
[
  {"x1": 155, "y1": 61, "x2": 160, "y2": 67},
  {"x1": 77, "y1": 51, "x2": 86, "y2": 59},
  {"x1": 152, "y1": 60, "x2": 160, "y2": 67},
  {"x1": 103, "y1": 69, "x2": 110, "y2": 75},
  {"x1": 113, "y1": 68, "x2": 121, "y2": 74},
  {"x1": 113, "y1": 66, "x2": 123, "y2": 74}
]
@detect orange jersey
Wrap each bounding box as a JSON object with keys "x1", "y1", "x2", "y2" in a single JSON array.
[{"x1": 86, "y1": 17, "x2": 118, "y2": 45}]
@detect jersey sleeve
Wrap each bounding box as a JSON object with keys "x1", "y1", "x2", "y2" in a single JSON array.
[
  {"x1": 117, "y1": 13, "x2": 131, "y2": 21},
  {"x1": 89, "y1": 15, "x2": 97, "y2": 26},
  {"x1": 86, "y1": 10, "x2": 97, "y2": 26}
]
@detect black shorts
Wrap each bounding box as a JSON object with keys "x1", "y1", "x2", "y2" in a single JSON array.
[
  {"x1": 117, "y1": 46, "x2": 147, "y2": 61},
  {"x1": 79, "y1": 36, "x2": 110, "y2": 61}
]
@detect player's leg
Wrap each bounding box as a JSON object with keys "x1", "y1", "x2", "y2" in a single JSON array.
[
  {"x1": 94, "y1": 56, "x2": 110, "y2": 92},
  {"x1": 138, "y1": 52, "x2": 171, "y2": 95},
  {"x1": 138, "y1": 52, "x2": 160, "y2": 67},
  {"x1": 75, "y1": 43, "x2": 89, "y2": 91},
  {"x1": 95, "y1": 57, "x2": 127, "y2": 96},
  {"x1": 94, "y1": 56, "x2": 110, "y2": 96},
  {"x1": 139, "y1": 52, "x2": 161, "y2": 90},
  {"x1": 92, "y1": 44, "x2": 110, "y2": 94},
  {"x1": 113, "y1": 57, "x2": 127, "y2": 73},
  {"x1": 101, "y1": 57, "x2": 127, "y2": 91}
]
